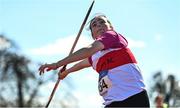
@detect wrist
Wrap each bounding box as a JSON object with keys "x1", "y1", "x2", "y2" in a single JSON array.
[
  {"x1": 66, "y1": 70, "x2": 70, "y2": 74},
  {"x1": 55, "y1": 62, "x2": 59, "y2": 69}
]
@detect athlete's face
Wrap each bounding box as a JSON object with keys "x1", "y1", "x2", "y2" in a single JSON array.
[{"x1": 90, "y1": 16, "x2": 113, "y2": 39}]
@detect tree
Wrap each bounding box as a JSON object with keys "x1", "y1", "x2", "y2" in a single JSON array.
[
  {"x1": 0, "y1": 34, "x2": 43, "y2": 106},
  {"x1": 0, "y1": 34, "x2": 78, "y2": 107}
]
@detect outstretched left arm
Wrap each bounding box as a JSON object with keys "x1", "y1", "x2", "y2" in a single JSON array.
[{"x1": 39, "y1": 40, "x2": 104, "y2": 75}]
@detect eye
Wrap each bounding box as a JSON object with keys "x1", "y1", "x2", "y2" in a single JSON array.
[
  {"x1": 92, "y1": 23, "x2": 97, "y2": 27},
  {"x1": 99, "y1": 20, "x2": 105, "y2": 24}
]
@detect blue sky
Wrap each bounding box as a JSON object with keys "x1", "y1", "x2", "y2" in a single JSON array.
[{"x1": 1, "y1": 0, "x2": 180, "y2": 107}]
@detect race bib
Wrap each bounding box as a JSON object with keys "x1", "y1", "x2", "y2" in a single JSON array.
[{"x1": 98, "y1": 70, "x2": 112, "y2": 96}]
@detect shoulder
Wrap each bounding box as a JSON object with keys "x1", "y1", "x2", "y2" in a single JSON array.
[
  {"x1": 101, "y1": 30, "x2": 117, "y2": 37},
  {"x1": 96, "y1": 30, "x2": 118, "y2": 43},
  {"x1": 97, "y1": 30, "x2": 128, "y2": 49}
]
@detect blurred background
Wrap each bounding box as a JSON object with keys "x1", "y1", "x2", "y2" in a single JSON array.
[{"x1": 0, "y1": 0, "x2": 180, "y2": 108}]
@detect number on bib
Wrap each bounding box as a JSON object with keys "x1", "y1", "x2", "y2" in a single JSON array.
[{"x1": 98, "y1": 70, "x2": 112, "y2": 96}]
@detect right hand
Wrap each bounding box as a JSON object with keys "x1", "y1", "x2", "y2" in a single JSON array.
[
  {"x1": 38, "y1": 63, "x2": 58, "y2": 75},
  {"x1": 58, "y1": 70, "x2": 69, "y2": 80}
]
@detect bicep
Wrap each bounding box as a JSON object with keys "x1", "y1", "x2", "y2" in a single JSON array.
[{"x1": 74, "y1": 41, "x2": 104, "y2": 69}]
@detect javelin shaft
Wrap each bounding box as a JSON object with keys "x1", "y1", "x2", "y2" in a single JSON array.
[
  {"x1": 69, "y1": 0, "x2": 95, "y2": 55},
  {"x1": 45, "y1": 1, "x2": 95, "y2": 108}
]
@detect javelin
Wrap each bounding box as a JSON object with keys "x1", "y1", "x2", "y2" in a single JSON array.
[{"x1": 45, "y1": 1, "x2": 95, "y2": 107}]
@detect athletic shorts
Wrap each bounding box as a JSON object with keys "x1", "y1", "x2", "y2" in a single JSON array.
[{"x1": 105, "y1": 90, "x2": 150, "y2": 108}]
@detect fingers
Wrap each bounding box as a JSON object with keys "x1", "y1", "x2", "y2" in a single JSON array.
[
  {"x1": 38, "y1": 63, "x2": 59, "y2": 76},
  {"x1": 38, "y1": 64, "x2": 48, "y2": 75},
  {"x1": 38, "y1": 66, "x2": 44, "y2": 75}
]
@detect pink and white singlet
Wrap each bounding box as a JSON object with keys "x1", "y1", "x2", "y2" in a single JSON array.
[{"x1": 88, "y1": 30, "x2": 146, "y2": 105}]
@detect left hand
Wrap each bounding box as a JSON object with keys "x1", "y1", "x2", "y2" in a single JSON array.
[
  {"x1": 58, "y1": 70, "x2": 69, "y2": 80},
  {"x1": 38, "y1": 63, "x2": 58, "y2": 75}
]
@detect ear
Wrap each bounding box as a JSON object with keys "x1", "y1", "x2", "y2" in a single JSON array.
[
  {"x1": 90, "y1": 30, "x2": 95, "y2": 40},
  {"x1": 90, "y1": 26, "x2": 96, "y2": 40}
]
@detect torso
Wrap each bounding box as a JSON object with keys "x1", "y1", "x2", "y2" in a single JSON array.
[{"x1": 89, "y1": 30, "x2": 146, "y2": 105}]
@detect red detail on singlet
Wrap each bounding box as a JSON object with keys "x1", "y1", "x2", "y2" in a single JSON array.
[{"x1": 96, "y1": 48, "x2": 137, "y2": 72}]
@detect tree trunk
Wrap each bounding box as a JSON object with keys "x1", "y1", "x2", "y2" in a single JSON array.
[
  {"x1": 15, "y1": 63, "x2": 24, "y2": 107},
  {"x1": 17, "y1": 78, "x2": 24, "y2": 107}
]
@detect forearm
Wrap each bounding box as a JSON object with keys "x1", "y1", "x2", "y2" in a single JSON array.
[
  {"x1": 66, "y1": 63, "x2": 87, "y2": 74},
  {"x1": 56, "y1": 40, "x2": 104, "y2": 68},
  {"x1": 66, "y1": 59, "x2": 91, "y2": 74},
  {"x1": 56, "y1": 47, "x2": 94, "y2": 67},
  {"x1": 58, "y1": 59, "x2": 91, "y2": 80}
]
